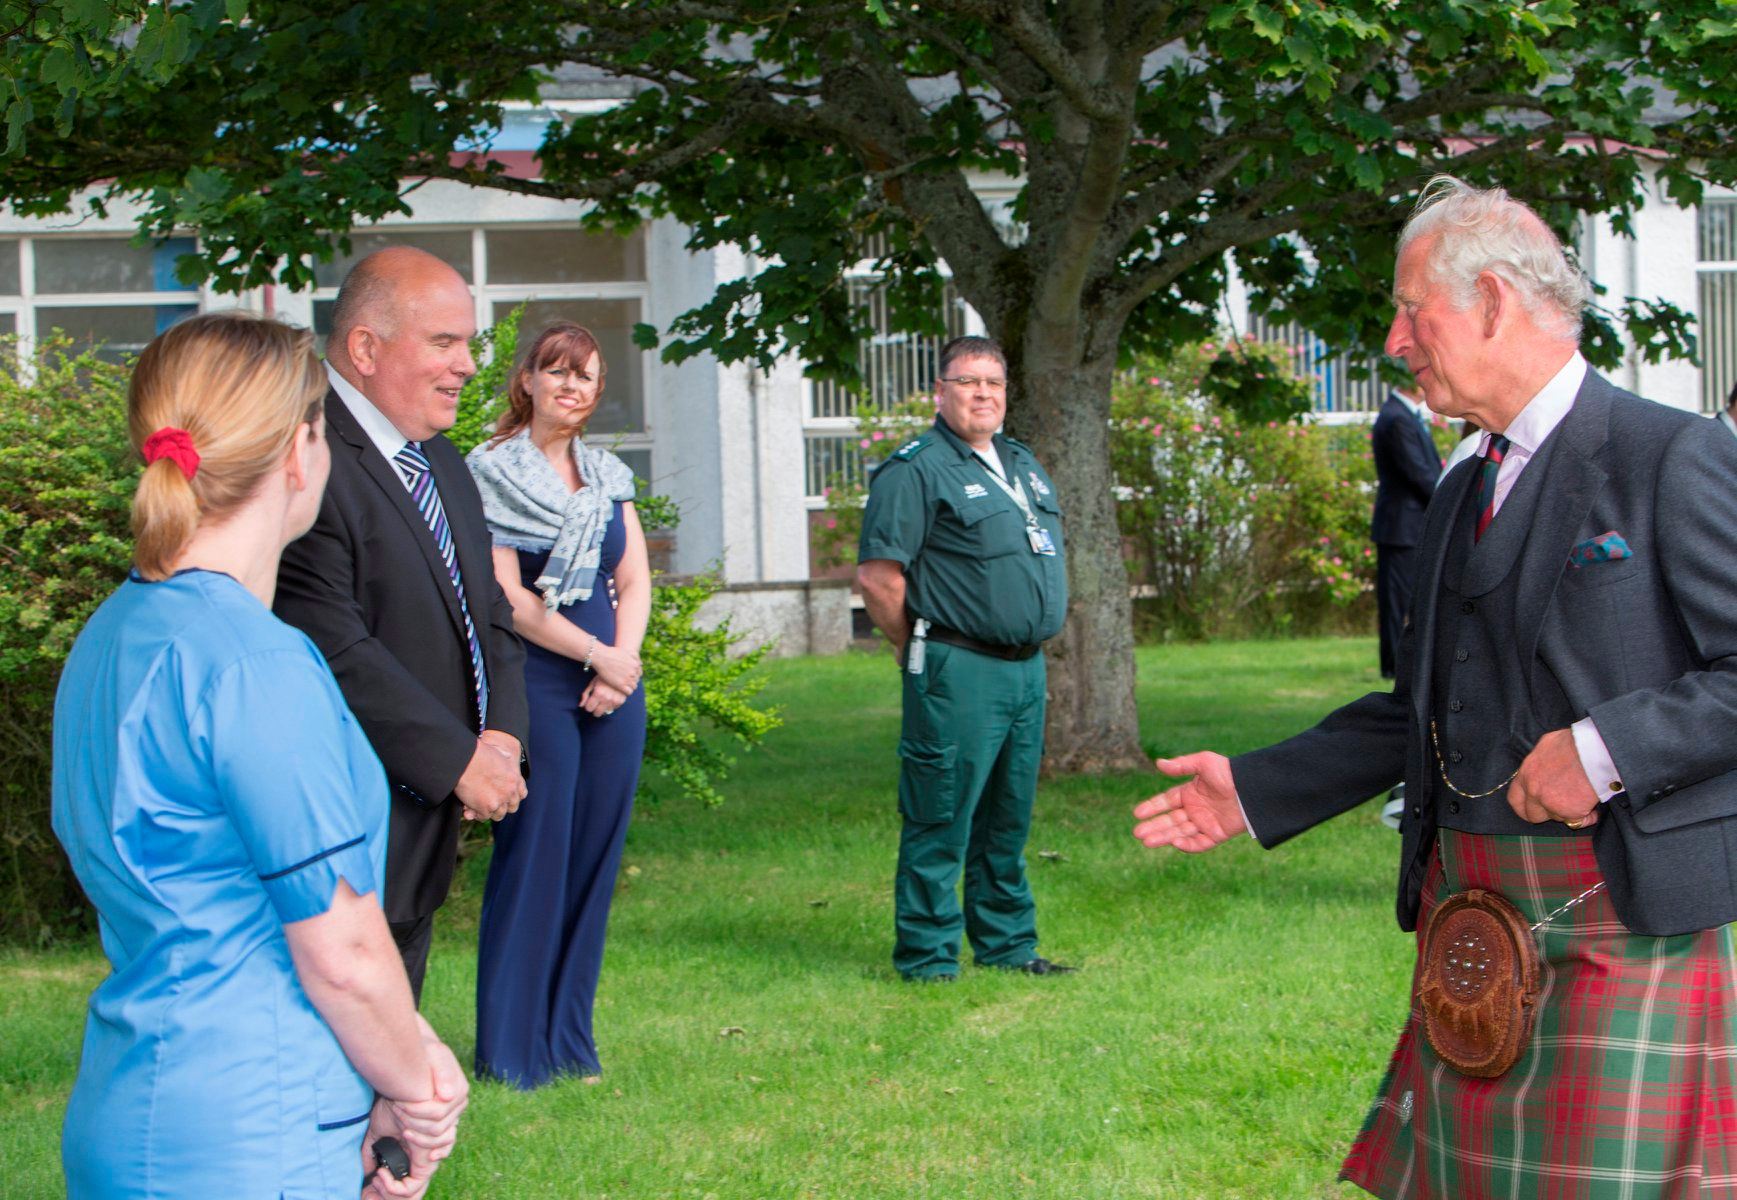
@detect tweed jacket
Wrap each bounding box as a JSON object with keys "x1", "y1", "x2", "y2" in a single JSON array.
[{"x1": 1232, "y1": 371, "x2": 1737, "y2": 936}]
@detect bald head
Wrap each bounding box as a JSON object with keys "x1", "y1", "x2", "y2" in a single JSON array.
[{"x1": 327, "y1": 246, "x2": 477, "y2": 441}]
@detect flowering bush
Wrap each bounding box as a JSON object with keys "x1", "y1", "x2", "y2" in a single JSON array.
[
  {"x1": 1112, "y1": 340, "x2": 1376, "y2": 639},
  {"x1": 810, "y1": 395, "x2": 935, "y2": 570}
]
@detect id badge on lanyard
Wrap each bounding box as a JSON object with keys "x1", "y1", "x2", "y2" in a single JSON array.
[{"x1": 980, "y1": 460, "x2": 1056, "y2": 557}]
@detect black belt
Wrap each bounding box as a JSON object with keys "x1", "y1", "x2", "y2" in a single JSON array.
[{"x1": 925, "y1": 624, "x2": 1042, "y2": 661}]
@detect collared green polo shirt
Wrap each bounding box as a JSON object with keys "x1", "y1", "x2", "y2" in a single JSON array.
[{"x1": 858, "y1": 417, "x2": 1067, "y2": 646}]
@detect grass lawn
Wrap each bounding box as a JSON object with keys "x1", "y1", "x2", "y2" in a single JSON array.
[{"x1": 1, "y1": 636, "x2": 1415, "y2": 1199}]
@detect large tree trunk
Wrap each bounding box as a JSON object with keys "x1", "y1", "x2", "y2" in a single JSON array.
[{"x1": 1009, "y1": 349, "x2": 1148, "y2": 774}]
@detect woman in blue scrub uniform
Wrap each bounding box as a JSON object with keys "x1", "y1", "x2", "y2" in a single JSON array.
[{"x1": 51, "y1": 313, "x2": 468, "y2": 1199}]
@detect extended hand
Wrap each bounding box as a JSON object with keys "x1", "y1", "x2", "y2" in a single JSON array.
[
  {"x1": 455, "y1": 735, "x2": 526, "y2": 822},
  {"x1": 581, "y1": 678, "x2": 630, "y2": 718},
  {"x1": 1131, "y1": 752, "x2": 1248, "y2": 852},
  {"x1": 589, "y1": 641, "x2": 642, "y2": 695},
  {"x1": 1507, "y1": 727, "x2": 1600, "y2": 829}
]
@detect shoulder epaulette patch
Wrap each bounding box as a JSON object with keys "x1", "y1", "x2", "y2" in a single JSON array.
[{"x1": 893, "y1": 436, "x2": 932, "y2": 460}]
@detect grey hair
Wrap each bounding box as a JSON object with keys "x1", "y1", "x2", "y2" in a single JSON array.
[
  {"x1": 937, "y1": 334, "x2": 1007, "y2": 378},
  {"x1": 1398, "y1": 175, "x2": 1590, "y2": 341}
]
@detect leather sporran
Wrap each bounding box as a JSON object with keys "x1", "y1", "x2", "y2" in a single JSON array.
[{"x1": 1416, "y1": 889, "x2": 1543, "y2": 1078}]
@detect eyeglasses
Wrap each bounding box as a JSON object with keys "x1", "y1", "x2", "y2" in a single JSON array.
[{"x1": 939, "y1": 375, "x2": 1007, "y2": 391}]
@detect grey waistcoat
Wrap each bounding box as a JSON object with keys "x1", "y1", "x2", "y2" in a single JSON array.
[{"x1": 1431, "y1": 436, "x2": 1583, "y2": 837}]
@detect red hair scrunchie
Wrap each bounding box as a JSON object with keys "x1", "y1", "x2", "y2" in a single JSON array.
[{"x1": 141, "y1": 427, "x2": 201, "y2": 480}]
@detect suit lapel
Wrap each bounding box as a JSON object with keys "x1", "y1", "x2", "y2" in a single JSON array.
[
  {"x1": 326, "y1": 391, "x2": 466, "y2": 638},
  {"x1": 1409, "y1": 456, "x2": 1478, "y2": 728},
  {"x1": 1511, "y1": 375, "x2": 1612, "y2": 697}
]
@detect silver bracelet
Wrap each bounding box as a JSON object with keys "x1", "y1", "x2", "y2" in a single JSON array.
[{"x1": 583, "y1": 635, "x2": 598, "y2": 671}]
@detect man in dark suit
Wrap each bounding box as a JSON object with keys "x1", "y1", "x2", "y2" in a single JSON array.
[
  {"x1": 1370, "y1": 383, "x2": 1441, "y2": 677},
  {"x1": 1133, "y1": 178, "x2": 1737, "y2": 1196},
  {"x1": 1718, "y1": 379, "x2": 1737, "y2": 439},
  {"x1": 277, "y1": 247, "x2": 529, "y2": 1000}
]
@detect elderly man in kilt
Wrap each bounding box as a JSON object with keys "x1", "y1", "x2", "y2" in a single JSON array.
[{"x1": 1133, "y1": 175, "x2": 1737, "y2": 1199}]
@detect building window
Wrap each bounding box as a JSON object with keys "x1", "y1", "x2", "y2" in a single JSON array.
[
  {"x1": 802, "y1": 275, "x2": 971, "y2": 503},
  {"x1": 1244, "y1": 314, "x2": 1389, "y2": 419},
  {"x1": 1699, "y1": 198, "x2": 1737, "y2": 414},
  {"x1": 304, "y1": 225, "x2": 652, "y2": 478},
  {"x1": 0, "y1": 235, "x2": 200, "y2": 363}
]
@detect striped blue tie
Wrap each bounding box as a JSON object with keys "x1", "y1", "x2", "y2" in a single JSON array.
[{"x1": 393, "y1": 442, "x2": 489, "y2": 725}]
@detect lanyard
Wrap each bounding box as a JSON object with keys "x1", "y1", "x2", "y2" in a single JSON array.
[{"x1": 977, "y1": 457, "x2": 1037, "y2": 527}]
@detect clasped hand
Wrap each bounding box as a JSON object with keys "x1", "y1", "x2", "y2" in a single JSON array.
[
  {"x1": 363, "y1": 1021, "x2": 468, "y2": 1199},
  {"x1": 587, "y1": 640, "x2": 642, "y2": 695},
  {"x1": 581, "y1": 677, "x2": 630, "y2": 718},
  {"x1": 457, "y1": 730, "x2": 525, "y2": 822}
]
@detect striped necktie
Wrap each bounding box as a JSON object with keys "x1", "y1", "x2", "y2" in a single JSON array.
[
  {"x1": 1474, "y1": 434, "x2": 1511, "y2": 543},
  {"x1": 393, "y1": 442, "x2": 489, "y2": 725}
]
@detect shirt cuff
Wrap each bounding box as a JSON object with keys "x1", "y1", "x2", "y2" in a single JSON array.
[
  {"x1": 1570, "y1": 717, "x2": 1624, "y2": 802},
  {"x1": 1234, "y1": 792, "x2": 1262, "y2": 843}
]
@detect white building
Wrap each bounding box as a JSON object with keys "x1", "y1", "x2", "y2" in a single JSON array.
[{"x1": 2, "y1": 143, "x2": 1731, "y2": 654}]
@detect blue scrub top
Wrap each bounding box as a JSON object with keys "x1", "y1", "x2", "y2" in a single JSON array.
[{"x1": 51, "y1": 569, "x2": 390, "y2": 1200}]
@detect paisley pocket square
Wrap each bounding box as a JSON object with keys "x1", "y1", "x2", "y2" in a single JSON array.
[{"x1": 1567, "y1": 531, "x2": 1632, "y2": 569}]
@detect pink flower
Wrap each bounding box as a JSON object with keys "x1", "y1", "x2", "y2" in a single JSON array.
[
  {"x1": 824, "y1": 518, "x2": 837, "y2": 529},
  {"x1": 1210, "y1": 415, "x2": 1221, "y2": 427},
  {"x1": 858, "y1": 439, "x2": 872, "y2": 449},
  {"x1": 871, "y1": 431, "x2": 886, "y2": 441},
  {"x1": 1267, "y1": 421, "x2": 1277, "y2": 429},
  {"x1": 1332, "y1": 556, "x2": 1343, "y2": 566},
  {"x1": 1147, "y1": 376, "x2": 1161, "y2": 385},
  {"x1": 1202, "y1": 342, "x2": 1217, "y2": 353},
  {"x1": 1153, "y1": 425, "x2": 1164, "y2": 436},
  {"x1": 1317, "y1": 536, "x2": 1330, "y2": 545},
  {"x1": 1190, "y1": 423, "x2": 1203, "y2": 432}
]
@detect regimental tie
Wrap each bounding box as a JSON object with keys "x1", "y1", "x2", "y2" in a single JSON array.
[
  {"x1": 1474, "y1": 434, "x2": 1512, "y2": 543},
  {"x1": 393, "y1": 442, "x2": 490, "y2": 725}
]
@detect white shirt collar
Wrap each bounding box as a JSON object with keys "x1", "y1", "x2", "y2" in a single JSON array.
[
  {"x1": 1483, "y1": 352, "x2": 1586, "y2": 456},
  {"x1": 1719, "y1": 409, "x2": 1737, "y2": 439},
  {"x1": 1394, "y1": 391, "x2": 1429, "y2": 420},
  {"x1": 325, "y1": 361, "x2": 411, "y2": 462}
]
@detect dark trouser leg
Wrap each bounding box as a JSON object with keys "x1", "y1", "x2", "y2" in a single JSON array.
[
  {"x1": 389, "y1": 912, "x2": 434, "y2": 1005},
  {"x1": 963, "y1": 653, "x2": 1044, "y2": 967},
  {"x1": 1376, "y1": 542, "x2": 1418, "y2": 678},
  {"x1": 548, "y1": 684, "x2": 645, "y2": 1078},
  {"x1": 892, "y1": 645, "x2": 1031, "y2": 979},
  {"x1": 474, "y1": 683, "x2": 583, "y2": 1088}
]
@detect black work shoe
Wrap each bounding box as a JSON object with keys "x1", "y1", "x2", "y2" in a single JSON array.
[
  {"x1": 1008, "y1": 957, "x2": 1076, "y2": 976},
  {"x1": 903, "y1": 972, "x2": 958, "y2": 984}
]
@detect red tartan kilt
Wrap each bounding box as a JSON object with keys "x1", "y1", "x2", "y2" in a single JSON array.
[{"x1": 1341, "y1": 828, "x2": 1737, "y2": 1199}]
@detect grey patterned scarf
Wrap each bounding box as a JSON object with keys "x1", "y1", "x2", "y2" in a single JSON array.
[{"x1": 466, "y1": 427, "x2": 636, "y2": 609}]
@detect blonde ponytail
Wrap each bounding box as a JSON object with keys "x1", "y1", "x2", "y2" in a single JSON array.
[{"x1": 127, "y1": 313, "x2": 325, "y2": 581}]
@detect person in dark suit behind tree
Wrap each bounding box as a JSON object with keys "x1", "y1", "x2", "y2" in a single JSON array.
[
  {"x1": 1133, "y1": 176, "x2": 1737, "y2": 1197},
  {"x1": 276, "y1": 247, "x2": 529, "y2": 1001},
  {"x1": 1370, "y1": 382, "x2": 1441, "y2": 678}
]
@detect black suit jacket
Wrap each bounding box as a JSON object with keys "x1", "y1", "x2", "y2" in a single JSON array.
[
  {"x1": 1234, "y1": 372, "x2": 1737, "y2": 936},
  {"x1": 275, "y1": 390, "x2": 529, "y2": 922},
  {"x1": 1370, "y1": 393, "x2": 1442, "y2": 546}
]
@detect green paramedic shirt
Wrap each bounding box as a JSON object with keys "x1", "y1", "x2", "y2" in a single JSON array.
[{"x1": 858, "y1": 417, "x2": 1068, "y2": 647}]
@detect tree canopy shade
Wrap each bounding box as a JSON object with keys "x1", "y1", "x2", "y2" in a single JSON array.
[{"x1": 7, "y1": 1, "x2": 1736, "y2": 770}]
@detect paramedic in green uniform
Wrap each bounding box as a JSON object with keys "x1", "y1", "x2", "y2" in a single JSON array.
[{"x1": 857, "y1": 335, "x2": 1074, "y2": 982}]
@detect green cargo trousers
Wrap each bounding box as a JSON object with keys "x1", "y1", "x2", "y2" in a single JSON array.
[{"x1": 893, "y1": 639, "x2": 1047, "y2": 979}]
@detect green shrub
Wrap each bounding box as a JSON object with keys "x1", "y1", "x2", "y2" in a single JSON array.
[
  {"x1": 0, "y1": 338, "x2": 136, "y2": 943},
  {"x1": 1112, "y1": 338, "x2": 1375, "y2": 639},
  {"x1": 450, "y1": 308, "x2": 780, "y2": 811}
]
